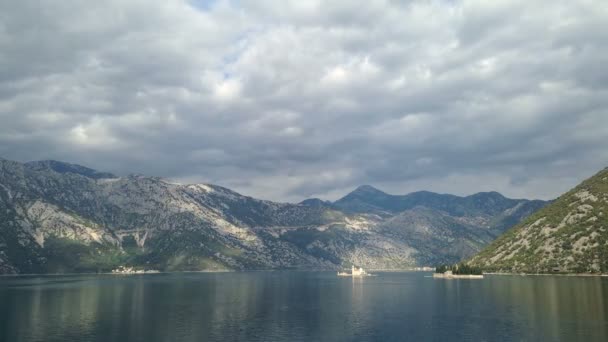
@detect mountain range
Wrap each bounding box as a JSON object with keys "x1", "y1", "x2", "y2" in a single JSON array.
[
  {"x1": 470, "y1": 167, "x2": 608, "y2": 273},
  {"x1": 0, "y1": 158, "x2": 547, "y2": 274}
]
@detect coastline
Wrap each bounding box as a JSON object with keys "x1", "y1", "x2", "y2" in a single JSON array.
[
  {"x1": 433, "y1": 273, "x2": 484, "y2": 279},
  {"x1": 3, "y1": 269, "x2": 608, "y2": 278},
  {"x1": 485, "y1": 272, "x2": 608, "y2": 277},
  {"x1": 0, "y1": 269, "x2": 234, "y2": 278}
]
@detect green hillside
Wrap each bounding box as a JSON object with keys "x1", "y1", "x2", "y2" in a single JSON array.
[{"x1": 470, "y1": 167, "x2": 608, "y2": 273}]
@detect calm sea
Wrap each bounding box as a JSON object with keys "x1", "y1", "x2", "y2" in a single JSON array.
[{"x1": 1, "y1": 271, "x2": 607, "y2": 341}]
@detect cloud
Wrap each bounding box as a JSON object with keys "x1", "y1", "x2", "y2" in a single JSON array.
[{"x1": 1, "y1": 0, "x2": 607, "y2": 202}]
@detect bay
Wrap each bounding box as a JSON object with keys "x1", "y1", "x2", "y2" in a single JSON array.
[{"x1": 1, "y1": 271, "x2": 607, "y2": 341}]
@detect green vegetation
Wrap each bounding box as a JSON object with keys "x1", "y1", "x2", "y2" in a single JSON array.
[
  {"x1": 44, "y1": 236, "x2": 128, "y2": 273},
  {"x1": 470, "y1": 167, "x2": 608, "y2": 274},
  {"x1": 435, "y1": 263, "x2": 483, "y2": 275}
]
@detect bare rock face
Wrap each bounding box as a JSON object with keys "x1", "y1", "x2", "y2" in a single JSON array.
[
  {"x1": 0, "y1": 158, "x2": 546, "y2": 274},
  {"x1": 470, "y1": 167, "x2": 608, "y2": 273}
]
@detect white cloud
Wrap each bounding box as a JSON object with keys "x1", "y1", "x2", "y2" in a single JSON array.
[{"x1": 213, "y1": 78, "x2": 242, "y2": 101}]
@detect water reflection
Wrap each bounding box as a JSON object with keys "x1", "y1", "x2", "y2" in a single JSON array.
[
  {"x1": 483, "y1": 275, "x2": 608, "y2": 341},
  {"x1": 1, "y1": 272, "x2": 607, "y2": 341}
]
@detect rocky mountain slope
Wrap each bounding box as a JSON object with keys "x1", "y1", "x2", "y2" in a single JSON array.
[
  {"x1": 469, "y1": 167, "x2": 608, "y2": 273},
  {"x1": 0, "y1": 158, "x2": 546, "y2": 274}
]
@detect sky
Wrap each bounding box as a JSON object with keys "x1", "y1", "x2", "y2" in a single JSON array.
[{"x1": 1, "y1": 0, "x2": 607, "y2": 202}]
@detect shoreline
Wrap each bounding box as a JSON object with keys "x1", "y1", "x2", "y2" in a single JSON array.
[
  {"x1": 0, "y1": 269, "x2": 234, "y2": 278},
  {"x1": 433, "y1": 273, "x2": 484, "y2": 279},
  {"x1": 485, "y1": 272, "x2": 608, "y2": 277},
  {"x1": 3, "y1": 269, "x2": 608, "y2": 278},
  {"x1": 0, "y1": 268, "x2": 421, "y2": 277}
]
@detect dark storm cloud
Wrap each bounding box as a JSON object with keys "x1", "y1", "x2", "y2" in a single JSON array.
[{"x1": 1, "y1": 0, "x2": 607, "y2": 202}]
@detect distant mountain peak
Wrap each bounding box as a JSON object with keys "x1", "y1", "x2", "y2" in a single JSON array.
[
  {"x1": 299, "y1": 198, "x2": 332, "y2": 207},
  {"x1": 351, "y1": 185, "x2": 385, "y2": 194},
  {"x1": 25, "y1": 160, "x2": 117, "y2": 180},
  {"x1": 468, "y1": 191, "x2": 506, "y2": 199},
  {"x1": 356, "y1": 184, "x2": 376, "y2": 190}
]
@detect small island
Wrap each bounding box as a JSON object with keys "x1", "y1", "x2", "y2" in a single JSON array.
[
  {"x1": 433, "y1": 264, "x2": 484, "y2": 279},
  {"x1": 111, "y1": 266, "x2": 160, "y2": 274},
  {"x1": 337, "y1": 265, "x2": 373, "y2": 277}
]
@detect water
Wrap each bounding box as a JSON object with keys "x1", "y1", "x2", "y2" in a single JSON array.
[{"x1": 1, "y1": 272, "x2": 607, "y2": 342}]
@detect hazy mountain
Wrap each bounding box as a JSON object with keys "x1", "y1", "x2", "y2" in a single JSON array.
[
  {"x1": 299, "y1": 198, "x2": 335, "y2": 208},
  {"x1": 469, "y1": 167, "x2": 608, "y2": 273},
  {"x1": 0, "y1": 158, "x2": 547, "y2": 274},
  {"x1": 334, "y1": 185, "x2": 545, "y2": 217}
]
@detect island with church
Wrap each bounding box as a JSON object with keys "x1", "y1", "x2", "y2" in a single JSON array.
[{"x1": 337, "y1": 265, "x2": 373, "y2": 277}]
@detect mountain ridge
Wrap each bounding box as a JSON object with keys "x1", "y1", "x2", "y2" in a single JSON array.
[
  {"x1": 0, "y1": 157, "x2": 548, "y2": 274},
  {"x1": 332, "y1": 185, "x2": 544, "y2": 218},
  {"x1": 25, "y1": 160, "x2": 118, "y2": 180}
]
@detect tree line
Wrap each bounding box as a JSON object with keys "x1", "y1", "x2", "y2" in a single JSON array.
[{"x1": 435, "y1": 263, "x2": 483, "y2": 275}]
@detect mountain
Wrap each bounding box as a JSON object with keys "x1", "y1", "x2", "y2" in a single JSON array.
[
  {"x1": 334, "y1": 185, "x2": 545, "y2": 217},
  {"x1": 0, "y1": 158, "x2": 547, "y2": 274},
  {"x1": 469, "y1": 167, "x2": 608, "y2": 273},
  {"x1": 299, "y1": 198, "x2": 334, "y2": 208},
  {"x1": 24, "y1": 160, "x2": 118, "y2": 179}
]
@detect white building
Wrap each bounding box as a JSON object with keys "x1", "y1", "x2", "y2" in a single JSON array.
[{"x1": 351, "y1": 265, "x2": 368, "y2": 276}]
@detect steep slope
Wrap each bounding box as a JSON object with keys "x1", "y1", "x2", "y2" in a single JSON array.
[
  {"x1": 0, "y1": 158, "x2": 547, "y2": 274},
  {"x1": 470, "y1": 167, "x2": 608, "y2": 273},
  {"x1": 0, "y1": 159, "x2": 343, "y2": 273},
  {"x1": 377, "y1": 207, "x2": 496, "y2": 265},
  {"x1": 333, "y1": 186, "x2": 546, "y2": 233}
]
